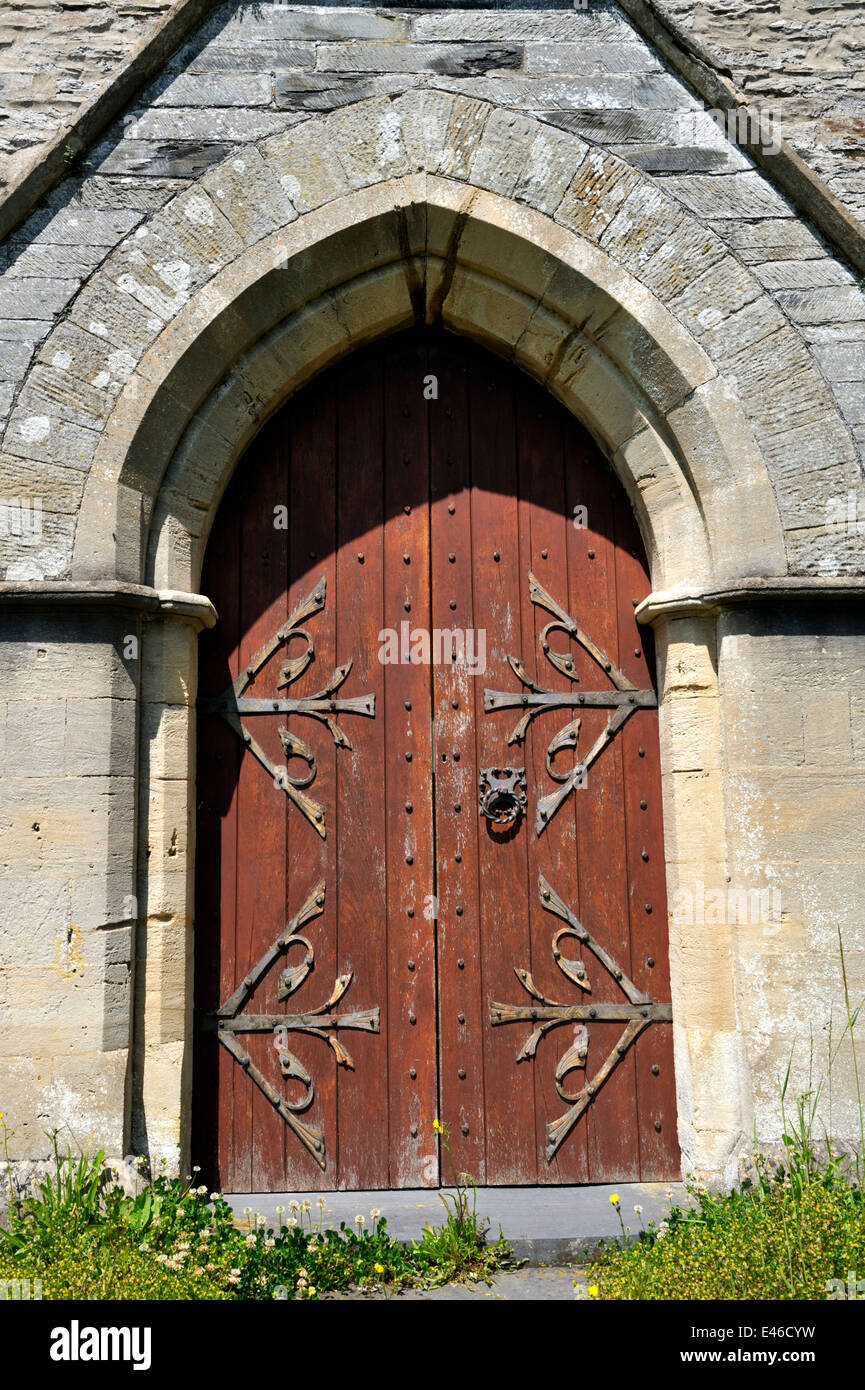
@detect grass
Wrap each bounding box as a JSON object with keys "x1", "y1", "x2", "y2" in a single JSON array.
[
  {"x1": 592, "y1": 938, "x2": 865, "y2": 1300},
  {"x1": 0, "y1": 1122, "x2": 513, "y2": 1301},
  {"x1": 593, "y1": 1165, "x2": 865, "y2": 1300}
]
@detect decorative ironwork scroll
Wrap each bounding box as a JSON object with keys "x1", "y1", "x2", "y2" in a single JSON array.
[
  {"x1": 200, "y1": 577, "x2": 375, "y2": 838},
  {"x1": 204, "y1": 880, "x2": 380, "y2": 1170},
  {"x1": 483, "y1": 573, "x2": 656, "y2": 834},
  {"x1": 489, "y1": 874, "x2": 672, "y2": 1162}
]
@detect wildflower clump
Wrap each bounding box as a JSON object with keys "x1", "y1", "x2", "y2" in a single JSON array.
[
  {"x1": 595, "y1": 1160, "x2": 865, "y2": 1300},
  {"x1": 0, "y1": 1122, "x2": 513, "y2": 1299}
]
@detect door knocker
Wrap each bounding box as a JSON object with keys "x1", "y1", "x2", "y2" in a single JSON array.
[{"x1": 478, "y1": 767, "x2": 527, "y2": 829}]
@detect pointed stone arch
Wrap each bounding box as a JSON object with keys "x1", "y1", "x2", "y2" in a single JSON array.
[{"x1": 1, "y1": 91, "x2": 800, "y2": 599}]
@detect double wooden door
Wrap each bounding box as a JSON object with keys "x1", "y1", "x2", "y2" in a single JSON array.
[{"x1": 193, "y1": 329, "x2": 678, "y2": 1191}]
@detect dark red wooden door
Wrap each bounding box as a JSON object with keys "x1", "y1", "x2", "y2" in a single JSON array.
[{"x1": 193, "y1": 329, "x2": 678, "y2": 1191}]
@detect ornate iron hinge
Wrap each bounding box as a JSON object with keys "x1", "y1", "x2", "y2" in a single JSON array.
[
  {"x1": 489, "y1": 874, "x2": 672, "y2": 1162},
  {"x1": 483, "y1": 573, "x2": 656, "y2": 834},
  {"x1": 203, "y1": 880, "x2": 380, "y2": 1170},
  {"x1": 199, "y1": 577, "x2": 375, "y2": 838}
]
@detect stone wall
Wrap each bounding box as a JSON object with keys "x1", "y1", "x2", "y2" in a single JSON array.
[
  {"x1": 0, "y1": 0, "x2": 174, "y2": 184},
  {"x1": 0, "y1": 605, "x2": 138, "y2": 1163},
  {"x1": 2, "y1": 2, "x2": 863, "y2": 225},
  {"x1": 660, "y1": 0, "x2": 865, "y2": 224}
]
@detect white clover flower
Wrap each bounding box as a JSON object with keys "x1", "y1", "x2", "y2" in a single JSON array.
[
  {"x1": 193, "y1": 1165, "x2": 201, "y2": 1173},
  {"x1": 275, "y1": 1204, "x2": 285, "y2": 1215},
  {"x1": 138, "y1": 1242, "x2": 150, "y2": 1252},
  {"x1": 264, "y1": 1237, "x2": 275, "y2": 1251},
  {"x1": 301, "y1": 1199, "x2": 311, "y2": 1213},
  {"x1": 370, "y1": 1208, "x2": 381, "y2": 1219},
  {"x1": 288, "y1": 1199, "x2": 300, "y2": 1213},
  {"x1": 256, "y1": 1213, "x2": 266, "y2": 1228},
  {"x1": 354, "y1": 1214, "x2": 365, "y2": 1227},
  {"x1": 245, "y1": 1232, "x2": 257, "y2": 1247},
  {"x1": 316, "y1": 1197, "x2": 325, "y2": 1209},
  {"x1": 197, "y1": 1185, "x2": 208, "y2": 1196},
  {"x1": 633, "y1": 1204, "x2": 643, "y2": 1216},
  {"x1": 210, "y1": 1192, "x2": 222, "y2": 1202},
  {"x1": 286, "y1": 1217, "x2": 298, "y2": 1229},
  {"x1": 243, "y1": 1205, "x2": 252, "y2": 1214}
]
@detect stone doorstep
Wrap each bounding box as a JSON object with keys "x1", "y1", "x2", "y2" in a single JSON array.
[{"x1": 227, "y1": 1181, "x2": 689, "y2": 1267}]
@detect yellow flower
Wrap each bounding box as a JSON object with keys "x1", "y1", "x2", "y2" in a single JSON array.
[
  {"x1": 374, "y1": 1262, "x2": 385, "y2": 1275},
  {"x1": 433, "y1": 1118, "x2": 443, "y2": 1133},
  {"x1": 588, "y1": 1285, "x2": 599, "y2": 1299},
  {"x1": 609, "y1": 1192, "x2": 620, "y2": 1204}
]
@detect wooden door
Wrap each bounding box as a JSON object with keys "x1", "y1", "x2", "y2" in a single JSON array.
[{"x1": 193, "y1": 329, "x2": 678, "y2": 1191}]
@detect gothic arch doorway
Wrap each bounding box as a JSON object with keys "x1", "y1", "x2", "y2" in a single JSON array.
[{"x1": 193, "y1": 328, "x2": 678, "y2": 1191}]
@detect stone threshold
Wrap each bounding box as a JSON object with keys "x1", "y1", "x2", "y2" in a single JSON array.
[{"x1": 227, "y1": 1181, "x2": 689, "y2": 1265}]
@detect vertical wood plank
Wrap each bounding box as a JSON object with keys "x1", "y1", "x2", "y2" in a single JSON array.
[
  {"x1": 567, "y1": 439, "x2": 640, "y2": 1184},
  {"x1": 515, "y1": 372, "x2": 589, "y2": 1184},
  {"x1": 283, "y1": 379, "x2": 339, "y2": 1190},
  {"x1": 562, "y1": 420, "x2": 631, "y2": 1182},
  {"x1": 334, "y1": 351, "x2": 390, "y2": 1190},
  {"x1": 467, "y1": 341, "x2": 538, "y2": 1186},
  {"x1": 235, "y1": 418, "x2": 290, "y2": 1193},
  {"x1": 612, "y1": 495, "x2": 680, "y2": 1181},
  {"x1": 382, "y1": 334, "x2": 438, "y2": 1188},
  {"x1": 429, "y1": 336, "x2": 486, "y2": 1183}
]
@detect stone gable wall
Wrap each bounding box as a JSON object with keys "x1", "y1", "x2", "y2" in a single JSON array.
[
  {"x1": 0, "y1": 0, "x2": 174, "y2": 184},
  {"x1": 2, "y1": 2, "x2": 863, "y2": 223},
  {"x1": 660, "y1": 0, "x2": 865, "y2": 223},
  {"x1": 1, "y1": 2, "x2": 865, "y2": 586}
]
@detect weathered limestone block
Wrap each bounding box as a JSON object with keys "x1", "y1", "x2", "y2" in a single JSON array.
[
  {"x1": 524, "y1": 39, "x2": 663, "y2": 74},
  {"x1": 658, "y1": 171, "x2": 795, "y2": 222},
  {"x1": 68, "y1": 274, "x2": 164, "y2": 359},
  {"x1": 556, "y1": 148, "x2": 642, "y2": 243},
  {"x1": 319, "y1": 40, "x2": 524, "y2": 75},
  {"x1": 598, "y1": 181, "x2": 685, "y2": 275},
  {"x1": 199, "y1": 145, "x2": 297, "y2": 245},
  {"x1": 0, "y1": 278, "x2": 79, "y2": 321},
  {"x1": 151, "y1": 73, "x2": 272, "y2": 108},
  {"x1": 326, "y1": 98, "x2": 411, "y2": 189},
  {"x1": 261, "y1": 118, "x2": 350, "y2": 213},
  {"x1": 514, "y1": 122, "x2": 587, "y2": 216},
  {"x1": 466, "y1": 107, "x2": 539, "y2": 198}
]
